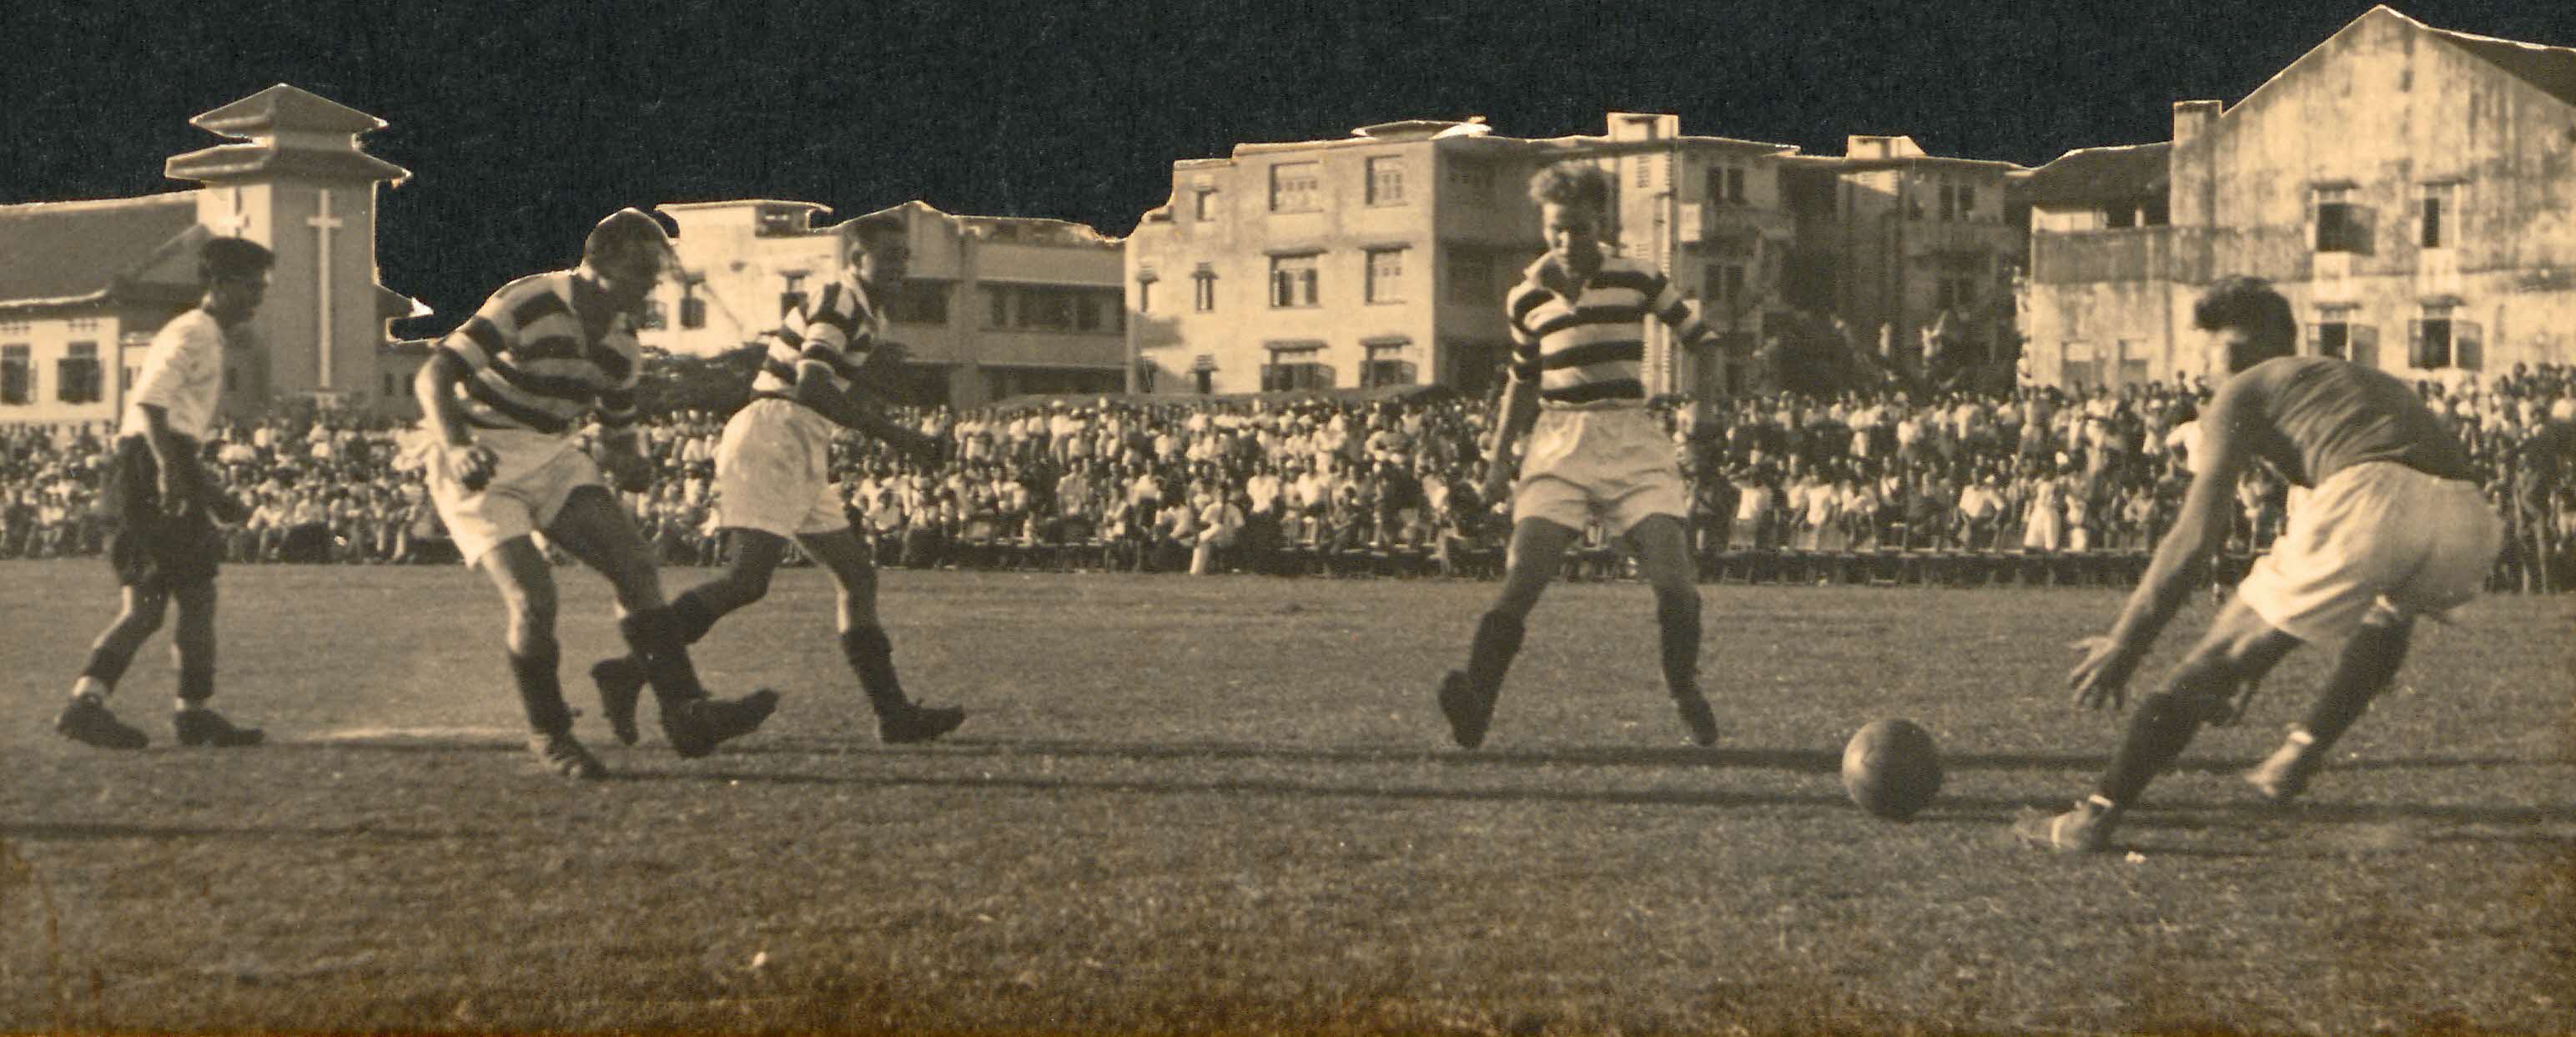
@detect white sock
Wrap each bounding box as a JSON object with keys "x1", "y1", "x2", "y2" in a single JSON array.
[
  {"x1": 70, "y1": 676, "x2": 108, "y2": 702},
  {"x1": 176, "y1": 697, "x2": 204, "y2": 713}
]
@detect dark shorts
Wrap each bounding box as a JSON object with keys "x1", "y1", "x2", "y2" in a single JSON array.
[{"x1": 103, "y1": 435, "x2": 221, "y2": 591}]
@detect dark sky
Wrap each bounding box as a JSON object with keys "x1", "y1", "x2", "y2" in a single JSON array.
[{"x1": 10, "y1": 0, "x2": 2572, "y2": 330}]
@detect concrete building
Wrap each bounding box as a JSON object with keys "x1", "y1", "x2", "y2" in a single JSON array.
[
  {"x1": 642, "y1": 199, "x2": 1125, "y2": 408},
  {"x1": 1125, "y1": 113, "x2": 2025, "y2": 401},
  {"x1": 0, "y1": 85, "x2": 425, "y2": 427},
  {"x1": 2022, "y1": 6, "x2": 2576, "y2": 390}
]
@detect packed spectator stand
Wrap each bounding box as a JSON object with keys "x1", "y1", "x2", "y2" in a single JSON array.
[{"x1": 6, "y1": 364, "x2": 2573, "y2": 592}]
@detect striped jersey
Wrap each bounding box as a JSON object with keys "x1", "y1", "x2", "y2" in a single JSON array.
[
  {"x1": 1505, "y1": 251, "x2": 1708, "y2": 408},
  {"x1": 438, "y1": 270, "x2": 640, "y2": 436},
  {"x1": 751, "y1": 275, "x2": 882, "y2": 408}
]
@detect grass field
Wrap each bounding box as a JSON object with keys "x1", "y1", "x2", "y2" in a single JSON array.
[{"x1": 3, "y1": 560, "x2": 2573, "y2": 1034}]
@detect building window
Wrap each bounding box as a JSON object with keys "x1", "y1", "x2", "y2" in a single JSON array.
[
  {"x1": 58, "y1": 341, "x2": 101, "y2": 404},
  {"x1": 1075, "y1": 294, "x2": 1103, "y2": 333},
  {"x1": 1269, "y1": 161, "x2": 1321, "y2": 213},
  {"x1": 1260, "y1": 345, "x2": 1332, "y2": 391},
  {"x1": 1935, "y1": 275, "x2": 1976, "y2": 312},
  {"x1": 2418, "y1": 183, "x2": 2455, "y2": 249},
  {"x1": 1193, "y1": 270, "x2": 1217, "y2": 312},
  {"x1": 887, "y1": 280, "x2": 951, "y2": 325},
  {"x1": 987, "y1": 285, "x2": 1010, "y2": 329},
  {"x1": 1365, "y1": 248, "x2": 1406, "y2": 304},
  {"x1": 1701, "y1": 264, "x2": 1746, "y2": 309},
  {"x1": 1448, "y1": 249, "x2": 1493, "y2": 305},
  {"x1": 1137, "y1": 277, "x2": 1155, "y2": 315},
  {"x1": 2309, "y1": 319, "x2": 2351, "y2": 359},
  {"x1": 1195, "y1": 189, "x2": 1218, "y2": 221},
  {"x1": 1270, "y1": 254, "x2": 1321, "y2": 308},
  {"x1": 382, "y1": 372, "x2": 398, "y2": 398},
  {"x1": 2116, "y1": 340, "x2": 2148, "y2": 387},
  {"x1": 2314, "y1": 186, "x2": 2363, "y2": 253},
  {"x1": 679, "y1": 295, "x2": 707, "y2": 330},
  {"x1": 1360, "y1": 342, "x2": 1416, "y2": 388},
  {"x1": 2060, "y1": 341, "x2": 2096, "y2": 389},
  {"x1": 2409, "y1": 305, "x2": 2481, "y2": 370},
  {"x1": 1, "y1": 345, "x2": 28, "y2": 405},
  {"x1": 1956, "y1": 184, "x2": 1976, "y2": 219},
  {"x1": 124, "y1": 365, "x2": 138, "y2": 393},
  {"x1": 637, "y1": 300, "x2": 667, "y2": 330},
  {"x1": 779, "y1": 272, "x2": 809, "y2": 319},
  {"x1": 1135, "y1": 360, "x2": 1157, "y2": 394},
  {"x1": 1016, "y1": 287, "x2": 1077, "y2": 331},
  {"x1": 1449, "y1": 164, "x2": 1495, "y2": 200},
  {"x1": 1366, "y1": 157, "x2": 1406, "y2": 205}
]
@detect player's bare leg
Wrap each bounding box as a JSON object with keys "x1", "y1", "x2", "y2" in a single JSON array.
[
  {"x1": 545, "y1": 486, "x2": 777, "y2": 758},
  {"x1": 56, "y1": 586, "x2": 169, "y2": 749},
  {"x1": 801, "y1": 527, "x2": 965, "y2": 744},
  {"x1": 590, "y1": 529, "x2": 786, "y2": 745},
  {"x1": 478, "y1": 536, "x2": 601, "y2": 779},
  {"x1": 2245, "y1": 615, "x2": 2414, "y2": 803},
  {"x1": 1438, "y1": 517, "x2": 1579, "y2": 749},
  {"x1": 1628, "y1": 514, "x2": 1717, "y2": 746},
  {"x1": 2020, "y1": 598, "x2": 2300, "y2": 851},
  {"x1": 168, "y1": 580, "x2": 258, "y2": 746}
]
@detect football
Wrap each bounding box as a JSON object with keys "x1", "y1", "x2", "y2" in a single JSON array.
[{"x1": 1841, "y1": 719, "x2": 1945, "y2": 820}]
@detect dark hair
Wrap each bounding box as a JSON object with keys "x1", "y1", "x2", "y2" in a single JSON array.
[
  {"x1": 199, "y1": 237, "x2": 274, "y2": 284},
  {"x1": 1527, "y1": 160, "x2": 1612, "y2": 212},
  {"x1": 843, "y1": 212, "x2": 907, "y2": 247},
  {"x1": 2191, "y1": 276, "x2": 2295, "y2": 371},
  {"x1": 582, "y1": 208, "x2": 670, "y2": 264}
]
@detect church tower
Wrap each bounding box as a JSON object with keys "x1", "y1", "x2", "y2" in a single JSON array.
[{"x1": 164, "y1": 84, "x2": 410, "y2": 411}]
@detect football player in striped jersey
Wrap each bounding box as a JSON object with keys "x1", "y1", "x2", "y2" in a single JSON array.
[
  {"x1": 589, "y1": 213, "x2": 964, "y2": 747},
  {"x1": 415, "y1": 209, "x2": 777, "y2": 780},
  {"x1": 1435, "y1": 160, "x2": 1719, "y2": 750}
]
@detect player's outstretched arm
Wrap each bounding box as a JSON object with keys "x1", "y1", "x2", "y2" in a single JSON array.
[
  {"x1": 791, "y1": 365, "x2": 939, "y2": 465},
  {"x1": 2071, "y1": 378, "x2": 2257, "y2": 707}
]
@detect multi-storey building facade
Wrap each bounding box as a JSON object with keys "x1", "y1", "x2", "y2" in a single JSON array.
[
  {"x1": 643, "y1": 199, "x2": 1124, "y2": 408},
  {"x1": 0, "y1": 85, "x2": 424, "y2": 427},
  {"x1": 1126, "y1": 113, "x2": 2026, "y2": 401},
  {"x1": 2023, "y1": 7, "x2": 2576, "y2": 389}
]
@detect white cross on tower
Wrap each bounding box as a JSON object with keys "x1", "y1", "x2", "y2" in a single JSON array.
[{"x1": 307, "y1": 189, "x2": 343, "y2": 388}]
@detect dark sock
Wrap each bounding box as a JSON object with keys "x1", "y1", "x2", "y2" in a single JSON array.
[
  {"x1": 177, "y1": 665, "x2": 215, "y2": 705},
  {"x1": 1656, "y1": 590, "x2": 1702, "y2": 698},
  {"x1": 618, "y1": 608, "x2": 707, "y2": 709},
  {"x1": 669, "y1": 589, "x2": 722, "y2": 646},
  {"x1": 1464, "y1": 612, "x2": 1525, "y2": 695},
  {"x1": 79, "y1": 647, "x2": 133, "y2": 688},
  {"x1": 509, "y1": 647, "x2": 571, "y2": 735},
  {"x1": 2096, "y1": 692, "x2": 2206, "y2": 807},
  {"x1": 2300, "y1": 624, "x2": 2412, "y2": 755},
  {"x1": 839, "y1": 626, "x2": 909, "y2": 715}
]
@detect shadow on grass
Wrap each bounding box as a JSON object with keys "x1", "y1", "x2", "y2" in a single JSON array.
[{"x1": 1, "y1": 822, "x2": 491, "y2": 843}]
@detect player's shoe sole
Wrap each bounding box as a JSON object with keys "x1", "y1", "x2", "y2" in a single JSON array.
[
  {"x1": 880, "y1": 704, "x2": 966, "y2": 745},
  {"x1": 54, "y1": 696, "x2": 148, "y2": 750},
  {"x1": 1437, "y1": 669, "x2": 1495, "y2": 750},
  {"x1": 527, "y1": 731, "x2": 607, "y2": 781},
  {"x1": 174, "y1": 708, "x2": 264, "y2": 748},
  {"x1": 589, "y1": 657, "x2": 647, "y2": 746},
  {"x1": 664, "y1": 690, "x2": 780, "y2": 759}
]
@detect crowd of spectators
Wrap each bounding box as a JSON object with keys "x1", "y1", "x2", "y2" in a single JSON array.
[{"x1": 5, "y1": 362, "x2": 2573, "y2": 591}]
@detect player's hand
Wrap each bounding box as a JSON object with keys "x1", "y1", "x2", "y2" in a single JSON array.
[
  {"x1": 600, "y1": 449, "x2": 654, "y2": 493},
  {"x1": 445, "y1": 441, "x2": 499, "y2": 492},
  {"x1": 2066, "y1": 635, "x2": 2138, "y2": 711}
]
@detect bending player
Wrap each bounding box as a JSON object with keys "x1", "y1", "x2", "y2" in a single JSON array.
[
  {"x1": 415, "y1": 209, "x2": 777, "y2": 780},
  {"x1": 2019, "y1": 277, "x2": 2501, "y2": 852},
  {"x1": 54, "y1": 238, "x2": 271, "y2": 750},
  {"x1": 1435, "y1": 160, "x2": 1719, "y2": 749},
  {"x1": 590, "y1": 213, "x2": 964, "y2": 746}
]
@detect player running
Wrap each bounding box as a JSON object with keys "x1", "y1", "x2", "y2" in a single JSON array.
[
  {"x1": 413, "y1": 209, "x2": 777, "y2": 780},
  {"x1": 588, "y1": 212, "x2": 965, "y2": 747},
  {"x1": 53, "y1": 237, "x2": 272, "y2": 750},
  {"x1": 1434, "y1": 159, "x2": 1720, "y2": 749},
  {"x1": 2018, "y1": 277, "x2": 2501, "y2": 852}
]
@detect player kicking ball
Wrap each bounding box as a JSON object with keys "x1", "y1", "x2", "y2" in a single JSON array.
[
  {"x1": 2018, "y1": 277, "x2": 2501, "y2": 852},
  {"x1": 413, "y1": 209, "x2": 777, "y2": 780},
  {"x1": 1434, "y1": 160, "x2": 1718, "y2": 750},
  {"x1": 589, "y1": 213, "x2": 964, "y2": 747},
  {"x1": 54, "y1": 238, "x2": 272, "y2": 750}
]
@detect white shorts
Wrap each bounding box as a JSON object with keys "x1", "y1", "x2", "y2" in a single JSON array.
[
  {"x1": 712, "y1": 398, "x2": 851, "y2": 538},
  {"x1": 2238, "y1": 461, "x2": 2503, "y2": 643},
  {"x1": 416, "y1": 427, "x2": 605, "y2": 566},
  {"x1": 1512, "y1": 406, "x2": 1687, "y2": 536}
]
